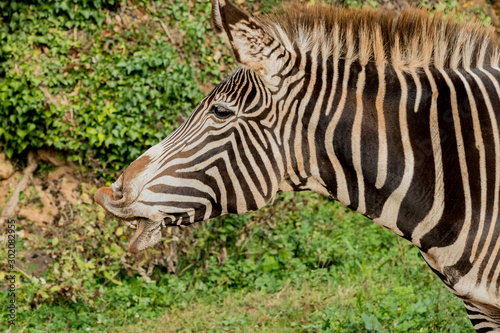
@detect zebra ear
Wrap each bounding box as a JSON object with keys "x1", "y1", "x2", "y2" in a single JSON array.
[{"x1": 212, "y1": 0, "x2": 287, "y2": 80}]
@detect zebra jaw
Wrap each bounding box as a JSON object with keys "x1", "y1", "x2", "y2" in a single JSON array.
[
  {"x1": 126, "y1": 217, "x2": 188, "y2": 253},
  {"x1": 127, "y1": 218, "x2": 163, "y2": 254}
]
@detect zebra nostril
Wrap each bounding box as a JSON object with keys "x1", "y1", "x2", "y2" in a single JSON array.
[{"x1": 111, "y1": 182, "x2": 123, "y2": 200}]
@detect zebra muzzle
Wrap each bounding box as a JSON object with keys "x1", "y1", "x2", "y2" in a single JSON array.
[{"x1": 94, "y1": 187, "x2": 163, "y2": 253}]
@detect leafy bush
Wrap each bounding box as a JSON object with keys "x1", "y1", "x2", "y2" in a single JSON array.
[{"x1": 0, "y1": 0, "x2": 232, "y2": 177}]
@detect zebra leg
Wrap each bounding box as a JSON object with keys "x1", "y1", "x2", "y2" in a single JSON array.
[{"x1": 464, "y1": 300, "x2": 500, "y2": 333}]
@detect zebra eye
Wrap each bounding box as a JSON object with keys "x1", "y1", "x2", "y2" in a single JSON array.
[{"x1": 210, "y1": 105, "x2": 234, "y2": 120}]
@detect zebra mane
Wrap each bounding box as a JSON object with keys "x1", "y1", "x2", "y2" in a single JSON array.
[{"x1": 258, "y1": 5, "x2": 500, "y2": 70}]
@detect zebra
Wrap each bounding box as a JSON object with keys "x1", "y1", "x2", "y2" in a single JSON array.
[{"x1": 95, "y1": 0, "x2": 500, "y2": 331}]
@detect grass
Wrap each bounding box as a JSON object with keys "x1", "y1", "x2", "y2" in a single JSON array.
[
  {"x1": 3, "y1": 192, "x2": 474, "y2": 332},
  {"x1": 120, "y1": 276, "x2": 470, "y2": 332}
]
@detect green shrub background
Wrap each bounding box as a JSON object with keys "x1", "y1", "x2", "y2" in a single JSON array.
[
  {"x1": 0, "y1": 0, "x2": 229, "y2": 177},
  {"x1": 0, "y1": 0, "x2": 491, "y2": 331}
]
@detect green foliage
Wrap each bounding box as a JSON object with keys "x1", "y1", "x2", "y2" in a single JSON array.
[
  {"x1": 0, "y1": 0, "x2": 230, "y2": 176},
  {"x1": 0, "y1": 0, "x2": 114, "y2": 32},
  {"x1": 0, "y1": 0, "x2": 488, "y2": 175}
]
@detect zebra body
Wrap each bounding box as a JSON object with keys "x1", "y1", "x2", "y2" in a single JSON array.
[{"x1": 95, "y1": 1, "x2": 500, "y2": 330}]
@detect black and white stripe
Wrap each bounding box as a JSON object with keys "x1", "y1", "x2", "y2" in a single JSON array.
[{"x1": 95, "y1": 2, "x2": 500, "y2": 331}]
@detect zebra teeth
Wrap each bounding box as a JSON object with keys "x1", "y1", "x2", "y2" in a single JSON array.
[{"x1": 124, "y1": 220, "x2": 138, "y2": 230}]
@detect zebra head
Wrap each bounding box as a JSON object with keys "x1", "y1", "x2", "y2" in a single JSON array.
[{"x1": 95, "y1": 0, "x2": 302, "y2": 253}]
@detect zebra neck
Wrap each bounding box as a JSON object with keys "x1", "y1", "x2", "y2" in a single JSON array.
[
  {"x1": 284, "y1": 59, "x2": 411, "y2": 228},
  {"x1": 295, "y1": 60, "x2": 500, "y2": 249}
]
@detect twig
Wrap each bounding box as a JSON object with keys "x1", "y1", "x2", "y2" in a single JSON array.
[
  {"x1": 397, "y1": 237, "x2": 411, "y2": 281},
  {"x1": 44, "y1": 312, "x2": 53, "y2": 333},
  {"x1": 16, "y1": 267, "x2": 34, "y2": 282},
  {"x1": 134, "y1": 261, "x2": 156, "y2": 283},
  {"x1": 149, "y1": 2, "x2": 174, "y2": 41},
  {"x1": 158, "y1": 19, "x2": 175, "y2": 45},
  {"x1": 177, "y1": 262, "x2": 194, "y2": 276},
  {"x1": 187, "y1": 268, "x2": 197, "y2": 293},
  {"x1": 276, "y1": 279, "x2": 290, "y2": 300},
  {"x1": 102, "y1": 271, "x2": 121, "y2": 287},
  {"x1": 1, "y1": 151, "x2": 38, "y2": 222}
]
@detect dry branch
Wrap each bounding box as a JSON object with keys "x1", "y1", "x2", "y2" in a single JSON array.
[{"x1": 1, "y1": 151, "x2": 38, "y2": 222}]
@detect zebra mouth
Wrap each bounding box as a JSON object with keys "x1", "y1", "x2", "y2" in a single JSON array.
[
  {"x1": 124, "y1": 219, "x2": 138, "y2": 229},
  {"x1": 125, "y1": 214, "x2": 195, "y2": 253},
  {"x1": 124, "y1": 217, "x2": 188, "y2": 230},
  {"x1": 127, "y1": 217, "x2": 163, "y2": 254}
]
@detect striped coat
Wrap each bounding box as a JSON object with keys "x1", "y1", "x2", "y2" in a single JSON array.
[{"x1": 95, "y1": 1, "x2": 500, "y2": 330}]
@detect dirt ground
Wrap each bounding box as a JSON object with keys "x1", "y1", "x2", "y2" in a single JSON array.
[
  {"x1": 0, "y1": 149, "x2": 100, "y2": 276},
  {"x1": 1, "y1": 149, "x2": 92, "y2": 227}
]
